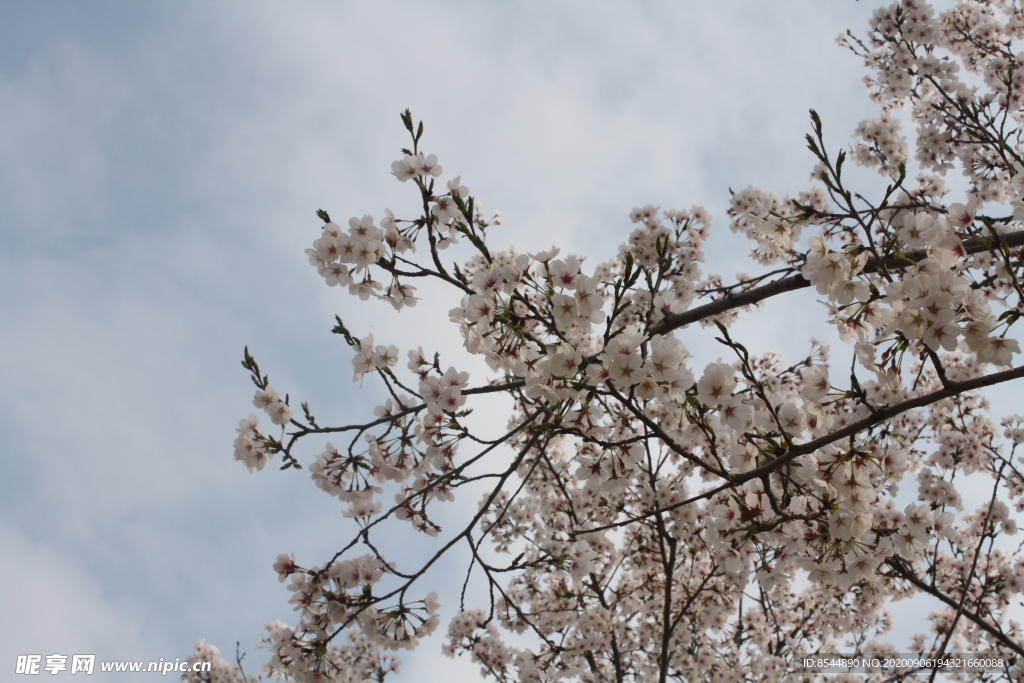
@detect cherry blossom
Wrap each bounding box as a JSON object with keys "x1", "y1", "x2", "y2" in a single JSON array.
[{"x1": 195, "y1": 4, "x2": 1024, "y2": 681}]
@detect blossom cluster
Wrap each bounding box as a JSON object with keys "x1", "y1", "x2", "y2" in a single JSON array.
[
  {"x1": 232, "y1": 412, "x2": 269, "y2": 473},
  {"x1": 202, "y1": 3, "x2": 1024, "y2": 681}
]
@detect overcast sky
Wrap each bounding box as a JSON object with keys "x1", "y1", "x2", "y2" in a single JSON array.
[{"x1": 3, "y1": 1, "x2": 997, "y2": 681}]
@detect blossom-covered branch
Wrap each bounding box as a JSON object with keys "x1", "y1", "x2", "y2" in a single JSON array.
[{"x1": 190, "y1": 3, "x2": 1024, "y2": 682}]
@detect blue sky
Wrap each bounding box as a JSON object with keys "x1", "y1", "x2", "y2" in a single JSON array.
[{"x1": 1, "y1": 1, "x2": 978, "y2": 681}]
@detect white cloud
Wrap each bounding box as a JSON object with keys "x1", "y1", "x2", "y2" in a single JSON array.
[{"x1": 0, "y1": 519, "x2": 162, "y2": 673}]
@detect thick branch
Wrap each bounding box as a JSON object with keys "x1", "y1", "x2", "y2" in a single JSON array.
[
  {"x1": 885, "y1": 556, "x2": 1024, "y2": 658},
  {"x1": 574, "y1": 364, "x2": 1024, "y2": 536},
  {"x1": 649, "y1": 229, "x2": 1024, "y2": 337}
]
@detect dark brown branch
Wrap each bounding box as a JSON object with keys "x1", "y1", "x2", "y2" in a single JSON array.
[
  {"x1": 574, "y1": 364, "x2": 1024, "y2": 536},
  {"x1": 649, "y1": 229, "x2": 1024, "y2": 337},
  {"x1": 885, "y1": 555, "x2": 1024, "y2": 658}
]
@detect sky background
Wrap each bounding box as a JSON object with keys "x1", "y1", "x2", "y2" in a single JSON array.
[{"x1": 2, "y1": 1, "x2": 1014, "y2": 681}]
